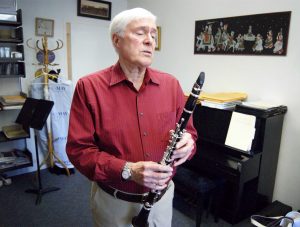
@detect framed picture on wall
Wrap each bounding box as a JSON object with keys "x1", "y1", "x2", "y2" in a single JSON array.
[
  {"x1": 155, "y1": 26, "x2": 161, "y2": 51},
  {"x1": 194, "y1": 11, "x2": 291, "y2": 56},
  {"x1": 77, "y1": 0, "x2": 111, "y2": 21},
  {"x1": 35, "y1": 17, "x2": 54, "y2": 37}
]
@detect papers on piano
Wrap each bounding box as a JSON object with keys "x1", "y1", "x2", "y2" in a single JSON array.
[
  {"x1": 201, "y1": 100, "x2": 242, "y2": 110},
  {"x1": 200, "y1": 92, "x2": 247, "y2": 103},
  {"x1": 225, "y1": 112, "x2": 256, "y2": 152},
  {"x1": 199, "y1": 92, "x2": 247, "y2": 110}
]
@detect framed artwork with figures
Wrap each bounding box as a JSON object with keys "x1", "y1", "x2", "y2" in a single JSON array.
[{"x1": 194, "y1": 11, "x2": 291, "y2": 56}]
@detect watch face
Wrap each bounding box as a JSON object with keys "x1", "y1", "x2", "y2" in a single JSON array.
[{"x1": 122, "y1": 169, "x2": 131, "y2": 180}]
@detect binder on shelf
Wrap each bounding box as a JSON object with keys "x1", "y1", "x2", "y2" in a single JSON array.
[{"x1": 2, "y1": 124, "x2": 29, "y2": 139}]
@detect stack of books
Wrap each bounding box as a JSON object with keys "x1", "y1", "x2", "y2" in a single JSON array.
[
  {"x1": 0, "y1": 94, "x2": 26, "y2": 110},
  {"x1": 199, "y1": 92, "x2": 248, "y2": 110}
]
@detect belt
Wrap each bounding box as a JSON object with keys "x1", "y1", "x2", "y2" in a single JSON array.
[{"x1": 97, "y1": 182, "x2": 167, "y2": 204}]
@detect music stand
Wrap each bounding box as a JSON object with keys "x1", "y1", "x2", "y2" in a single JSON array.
[{"x1": 16, "y1": 97, "x2": 60, "y2": 205}]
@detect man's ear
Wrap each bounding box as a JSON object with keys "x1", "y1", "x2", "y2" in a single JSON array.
[{"x1": 112, "y1": 34, "x2": 120, "y2": 48}]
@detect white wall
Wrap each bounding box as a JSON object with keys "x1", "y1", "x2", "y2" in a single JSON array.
[{"x1": 128, "y1": 0, "x2": 300, "y2": 209}]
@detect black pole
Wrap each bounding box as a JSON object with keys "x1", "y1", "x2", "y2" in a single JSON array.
[{"x1": 25, "y1": 132, "x2": 60, "y2": 205}]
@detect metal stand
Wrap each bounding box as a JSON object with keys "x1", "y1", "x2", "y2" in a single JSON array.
[
  {"x1": 25, "y1": 134, "x2": 60, "y2": 205},
  {"x1": 15, "y1": 97, "x2": 59, "y2": 205}
]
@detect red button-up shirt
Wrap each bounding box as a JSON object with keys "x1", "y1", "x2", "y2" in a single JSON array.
[{"x1": 66, "y1": 63, "x2": 198, "y2": 193}]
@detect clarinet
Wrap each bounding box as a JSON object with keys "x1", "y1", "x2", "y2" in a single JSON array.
[{"x1": 131, "y1": 72, "x2": 205, "y2": 227}]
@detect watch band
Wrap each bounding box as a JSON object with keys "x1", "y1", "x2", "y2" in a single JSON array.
[{"x1": 121, "y1": 162, "x2": 132, "y2": 181}]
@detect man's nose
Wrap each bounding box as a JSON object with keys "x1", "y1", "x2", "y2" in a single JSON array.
[{"x1": 144, "y1": 33, "x2": 155, "y2": 45}]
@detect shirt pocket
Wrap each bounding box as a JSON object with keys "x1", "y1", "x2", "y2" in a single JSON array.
[{"x1": 157, "y1": 111, "x2": 176, "y2": 142}]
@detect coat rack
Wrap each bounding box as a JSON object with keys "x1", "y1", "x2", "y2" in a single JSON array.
[{"x1": 26, "y1": 35, "x2": 70, "y2": 175}]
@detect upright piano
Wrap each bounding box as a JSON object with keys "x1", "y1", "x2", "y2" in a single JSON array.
[{"x1": 186, "y1": 104, "x2": 287, "y2": 224}]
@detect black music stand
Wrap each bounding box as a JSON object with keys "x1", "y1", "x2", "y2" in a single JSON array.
[{"x1": 16, "y1": 97, "x2": 60, "y2": 205}]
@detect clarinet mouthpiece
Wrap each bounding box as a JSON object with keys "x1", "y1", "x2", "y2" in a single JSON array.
[{"x1": 197, "y1": 72, "x2": 205, "y2": 88}]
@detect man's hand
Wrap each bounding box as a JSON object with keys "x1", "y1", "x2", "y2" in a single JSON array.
[
  {"x1": 129, "y1": 161, "x2": 173, "y2": 191},
  {"x1": 170, "y1": 131, "x2": 195, "y2": 166}
]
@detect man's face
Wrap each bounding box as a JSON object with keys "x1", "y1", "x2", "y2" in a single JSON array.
[{"x1": 114, "y1": 18, "x2": 157, "y2": 68}]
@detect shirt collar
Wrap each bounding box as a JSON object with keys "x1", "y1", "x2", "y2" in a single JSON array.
[{"x1": 109, "y1": 62, "x2": 160, "y2": 87}]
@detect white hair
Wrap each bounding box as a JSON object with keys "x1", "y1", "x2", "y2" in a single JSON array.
[{"x1": 109, "y1": 8, "x2": 157, "y2": 39}]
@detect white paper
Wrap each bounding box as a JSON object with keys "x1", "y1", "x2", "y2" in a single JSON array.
[{"x1": 225, "y1": 112, "x2": 256, "y2": 152}]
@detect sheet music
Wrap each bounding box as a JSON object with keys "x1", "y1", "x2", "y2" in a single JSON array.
[{"x1": 225, "y1": 112, "x2": 256, "y2": 152}]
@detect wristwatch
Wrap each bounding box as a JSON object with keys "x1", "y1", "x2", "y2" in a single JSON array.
[{"x1": 121, "y1": 162, "x2": 132, "y2": 181}]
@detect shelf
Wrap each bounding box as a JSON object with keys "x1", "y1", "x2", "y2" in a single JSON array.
[
  {"x1": 0, "y1": 131, "x2": 29, "y2": 142},
  {"x1": 0, "y1": 61, "x2": 25, "y2": 78},
  {"x1": 0, "y1": 21, "x2": 21, "y2": 27},
  {"x1": 0, "y1": 38, "x2": 23, "y2": 43},
  {"x1": 0, "y1": 148, "x2": 32, "y2": 173},
  {"x1": 0, "y1": 9, "x2": 22, "y2": 27},
  {"x1": 0, "y1": 59, "x2": 23, "y2": 63},
  {"x1": 0, "y1": 74, "x2": 25, "y2": 78},
  {"x1": 0, "y1": 27, "x2": 23, "y2": 43}
]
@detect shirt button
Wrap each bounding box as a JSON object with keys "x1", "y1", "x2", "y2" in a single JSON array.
[
  {"x1": 140, "y1": 112, "x2": 144, "y2": 116},
  {"x1": 143, "y1": 132, "x2": 147, "y2": 136}
]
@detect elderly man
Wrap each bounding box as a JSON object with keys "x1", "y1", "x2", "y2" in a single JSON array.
[{"x1": 67, "y1": 7, "x2": 197, "y2": 227}]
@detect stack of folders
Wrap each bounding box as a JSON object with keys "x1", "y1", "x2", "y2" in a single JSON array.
[{"x1": 199, "y1": 92, "x2": 248, "y2": 110}]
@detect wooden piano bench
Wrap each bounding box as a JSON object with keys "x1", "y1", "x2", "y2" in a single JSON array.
[{"x1": 173, "y1": 166, "x2": 225, "y2": 227}]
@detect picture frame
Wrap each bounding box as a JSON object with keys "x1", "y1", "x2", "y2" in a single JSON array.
[
  {"x1": 155, "y1": 26, "x2": 161, "y2": 51},
  {"x1": 194, "y1": 11, "x2": 291, "y2": 56},
  {"x1": 77, "y1": 0, "x2": 111, "y2": 21},
  {"x1": 35, "y1": 17, "x2": 54, "y2": 37}
]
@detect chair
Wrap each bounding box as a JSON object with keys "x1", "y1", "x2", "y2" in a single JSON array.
[{"x1": 173, "y1": 166, "x2": 225, "y2": 227}]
